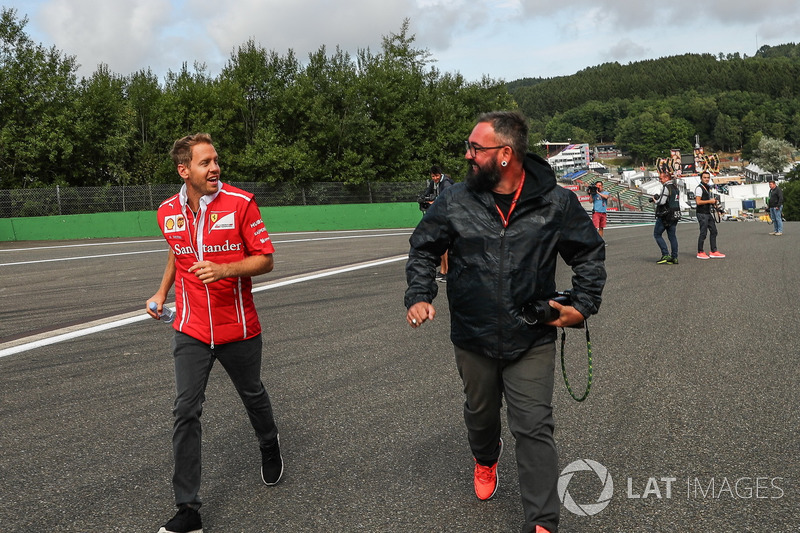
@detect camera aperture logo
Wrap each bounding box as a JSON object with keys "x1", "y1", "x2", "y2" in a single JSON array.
[{"x1": 558, "y1": 459, "x2": 614, "y2": 516}]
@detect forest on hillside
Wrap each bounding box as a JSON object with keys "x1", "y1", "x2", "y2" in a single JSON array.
[
  {"x1": 508, "y1": 44, "x2": 800, "y2": 163},
  {"x1": 0, "y1": 10, "x2": 512, "y2": 189},
  {"x1": 3, "y1": 3, "x2": 800, "y2": 190}
]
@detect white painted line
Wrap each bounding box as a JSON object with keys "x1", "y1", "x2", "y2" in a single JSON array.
[
  {"x1": 0, "y1": 232, "x2": 411, "y2": 267},
  {"x1": 0, "y1": 239, "x2": 162, "y2": 253},
  {"x1": 0, "y1": 229, "x2": 414, "y2": 253},
  {"x1": 252, "y1": 255, "x2": 407, "y2": 293},
  {"x1": 0, "y1": 255, "x2": 408, "y2": 359},
  {"x1": 273, "y1": 232, "x2": 411, "y2": 245},
  {"x1": 0, "y1": 313, "x2": 153, "y2": 359},
  {"x1": 0, "y1": 249, "x2": 166, "y2": 267}
]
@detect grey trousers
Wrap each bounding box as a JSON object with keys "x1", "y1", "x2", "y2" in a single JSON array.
[
  {"x1": 455, "y1": 342, "x2": 559, "y2": 533},
  {"x1": 696, "y1": 212, "x2": 718, "y2": 253},
  {"x1": 170, "y1": 332, "x2": 278, "y2": 507}
]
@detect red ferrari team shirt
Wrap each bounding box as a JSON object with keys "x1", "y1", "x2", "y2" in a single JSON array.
[{"x1": 157, "y1": 182, "x2": 275, "y2": 346}]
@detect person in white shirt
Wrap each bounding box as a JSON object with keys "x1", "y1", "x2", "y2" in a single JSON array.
[{"x1": 693, "y1": 171, "x2": 725, "y2": 259}]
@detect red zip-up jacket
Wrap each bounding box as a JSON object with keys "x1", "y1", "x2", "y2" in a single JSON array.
[{"x1": 157, "y1": 182, "x2": 275, "y2": 347}]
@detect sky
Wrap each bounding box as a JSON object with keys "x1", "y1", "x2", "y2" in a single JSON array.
[{"x1": 4, "y1": 0, "x2": 800, "y2": 83}]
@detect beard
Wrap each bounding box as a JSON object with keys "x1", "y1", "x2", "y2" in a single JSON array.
[{"x1": 465, "y1": 159, "x2": 502, "y2": 192}]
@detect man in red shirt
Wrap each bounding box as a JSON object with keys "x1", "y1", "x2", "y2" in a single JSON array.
[{"x1": 147, "y1": 133, "x2": 282, "y2": 533}]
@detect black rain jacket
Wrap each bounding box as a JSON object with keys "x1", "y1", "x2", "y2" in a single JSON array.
[{"x1": 405, "y1": 153, "x2": 606, "y2": 360}]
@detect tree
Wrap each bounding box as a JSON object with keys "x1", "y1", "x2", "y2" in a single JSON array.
[
  {"x1": 713, "y1": 112, "x2": 742, "y2": 152},
  {"x1": 751, "y1": 135, "x2": 794, "y2": 175},
  {"x1": 355, "y1": 20, "x2": 432, "y2": 183},
  {"x1": 615, "y1": 112, "x2": 676, "y2": 163},
  {"x1": 72, "y1": 64, "x2": 135, "y2": 186},
  {"x1": 0, "y1": 8, "x2": 78, "y2": 187},
  {"x1": 780, "y1": 173, "x2": 800, "y2": 221},
  {"x1": 150, "y1": 62, "x2": 243, "y2": 182},
  {"x1": 126, "y1": 68, "x2": 163, "y2": 184},
  {"x1": 289, "y1": 45, "x2": 369, "y2": 184}
]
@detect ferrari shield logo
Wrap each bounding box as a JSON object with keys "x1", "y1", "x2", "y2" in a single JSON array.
[{"x1": 209, "y1": 211, "x2": 236, "y2": 231}]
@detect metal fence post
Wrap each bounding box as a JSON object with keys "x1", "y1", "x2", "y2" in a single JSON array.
[{"x1": 56, "y1": 185, "x2": 62, "y2": 215}]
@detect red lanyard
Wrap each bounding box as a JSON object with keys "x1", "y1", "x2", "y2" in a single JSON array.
[{"x1": 495, "y1": 172, "x2": 526, "y2": 228}]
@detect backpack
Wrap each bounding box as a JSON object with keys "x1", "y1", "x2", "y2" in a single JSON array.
[{"x1": 656, "y1": 183, "x2": 682, "y2": 226}]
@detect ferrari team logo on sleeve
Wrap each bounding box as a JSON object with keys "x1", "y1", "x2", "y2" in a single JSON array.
[{"x1": 209, "y1": 211, "x2": 236, "y2": 231}]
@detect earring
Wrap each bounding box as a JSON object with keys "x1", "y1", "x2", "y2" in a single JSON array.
[{"x1": 501, "y1": 161, "x2": 508, "y2": 167}]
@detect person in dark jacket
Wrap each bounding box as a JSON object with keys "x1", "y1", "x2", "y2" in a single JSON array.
[
  {"x1": 767, "y1": 180, "x2": 784, "y2": 235},
  {"x1": 651, "y1": 171, "x2": 680, "y2": 264},
  {"x1": 419, "y1": 165, "x2": 455, "y2": 281},
  {"x1": 405, "y1": 111, "x2": 606, "y2": 533},
  {"x1": 420, "y1": 165, "x2": 455, "y2": 208}
]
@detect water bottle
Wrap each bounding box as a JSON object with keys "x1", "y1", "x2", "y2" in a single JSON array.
[{"x1": 148, "y1": 302, "x2": 175, "y2": 324}]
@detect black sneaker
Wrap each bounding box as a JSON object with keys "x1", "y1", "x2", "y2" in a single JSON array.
[
  {"x1": 157, "y1": 506, "x2": 202, "y2": 533},
  {"x1": 656, "y1": 255, "x2": 670, "y2": 264},
  {"x1": 667, "y1": 256, "x2": 679, "y2": 265},
  {"x1": 261, "y1": 435, "x2": 284, "y2": 485},
  {"x1": 436, "y1": 272, "x2": 447, "y2": 283}
]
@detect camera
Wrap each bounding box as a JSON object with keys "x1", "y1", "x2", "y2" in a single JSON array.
[
  {"x1": 712, "y1": 193, "x2": 725, "y2": 214},
  {"x1": 522, "y1": 291, "x2": 571, "y2": 325},
  {"x1": 587, "y1": 185, "x2": 598, "y2": 195},
  {"x1": 417, "y1": 194, "x2": 434, "y2": 212}
]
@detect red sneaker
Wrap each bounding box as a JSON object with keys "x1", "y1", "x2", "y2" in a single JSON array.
[
  {"x1": 696, "y1": 252, "x2": 710, "y2": 259},
  {"x1": 473, "y1": 439, "x2": 503, "y2": 500},
  {"x1": 535, "y1": 527, "x2": 552, "y2": 533},
  {"x1": 709, "y1": 251, "x2": 726, "y2": 258}
]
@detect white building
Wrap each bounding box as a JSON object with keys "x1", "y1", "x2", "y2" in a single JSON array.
[
  {"x1": 547, "y1": 143, "x2": 591, "y2": 173},
  {"x1": 742, "y1": 162, "x2": 794, "y2": 182}
]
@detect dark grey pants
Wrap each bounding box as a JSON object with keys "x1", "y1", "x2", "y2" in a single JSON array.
[
  {"x1": 170, "y1": 331, "x2": 278, "y2": 507},
  {"x1": 454, "y1": 342, "x2": 559, "y2": 533},
  {"x1": 696, "y1": 212, "x2": 718, "y2": 253}
]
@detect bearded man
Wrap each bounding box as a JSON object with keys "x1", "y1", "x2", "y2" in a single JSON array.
[{"x1": 404, "y1": 111, "x2": 606, "y2": 533}]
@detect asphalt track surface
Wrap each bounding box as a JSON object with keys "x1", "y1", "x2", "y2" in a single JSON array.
[{"x1": 0, "y1": 221, "x2": 798, "y2": 533}]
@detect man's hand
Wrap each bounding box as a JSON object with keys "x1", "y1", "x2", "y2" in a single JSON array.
[
  {"x1": 189, "y1": 254, "x2": 273, "y2": 285},
  {"x1": 407, "y1": 302, "x2": 436, "y2": 328},
  {"x1": 146, "y1": 295, "x2": 166, "y2": 319},
  {"x1": 189, "y1": 261, "x2": 227, "y2": 284},
  {"x1": 545, "y1": 300, "x2": 586, "y2": 328}
]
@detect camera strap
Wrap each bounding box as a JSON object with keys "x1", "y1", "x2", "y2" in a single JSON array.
[{"x1": 559, "y1": 318, "x2": 592, "y2": 402}]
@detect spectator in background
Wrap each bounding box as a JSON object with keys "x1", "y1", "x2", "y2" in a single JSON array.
[
  {"x1": 651, "y1": 171, "x2": 680, "y2": 264},
  {"x1": 589, "y1": 180, "x2": 609, "y2": 239},
  {"x1": 767, "y1": 180, "x2": 784, "y2": 236},
  {"x1": 419, "y1": 165, "x2": 454, "y2": 281},
  {"x1": 694, "y1": 171, "x2": 725, "y2": 259}
]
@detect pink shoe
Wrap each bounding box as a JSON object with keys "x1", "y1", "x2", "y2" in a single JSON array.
[
  {"x1": 709, "y1": 251, "x2": 726, "y2": 258},
  {"x1": 696, "y1": 252, "x2": 710, "y2": 259}
]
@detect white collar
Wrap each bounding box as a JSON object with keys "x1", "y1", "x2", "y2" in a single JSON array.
[{"x1": 178, "y1": 181, "x2": 224, "y2": 210}]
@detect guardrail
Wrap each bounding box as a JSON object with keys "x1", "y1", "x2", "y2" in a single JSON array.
[{"x1": 588, "y1": 210, "x2": 694, "y2": 225}]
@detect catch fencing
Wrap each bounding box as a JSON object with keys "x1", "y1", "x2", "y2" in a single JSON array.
[{"x1": 0, "y1": 181, "x2": 424, "y2": 218}]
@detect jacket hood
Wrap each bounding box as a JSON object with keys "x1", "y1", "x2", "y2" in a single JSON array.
[{"x1": 520, "y1": 152, "x2": 557, "y2": 201}]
